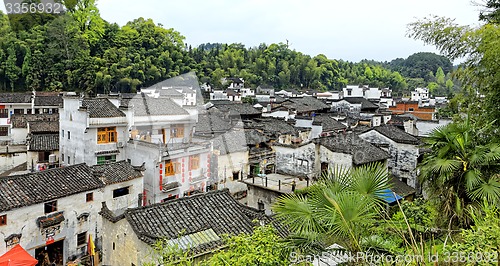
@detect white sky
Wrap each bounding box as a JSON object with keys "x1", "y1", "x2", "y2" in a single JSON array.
[{"x1": 2, "y1": 0, "x2": 483, "y2": 62}]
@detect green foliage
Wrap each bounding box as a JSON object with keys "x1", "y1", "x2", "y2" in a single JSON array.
[
  {"x1": 273, "y1": 163, "x2": 390, "y2": 254},
  {"x1": 201, "y1": 225, "x2": 290, "y2": 266},
  {"x1": 446, "y1": 201, "x2": 500, "y2": 265},
  {"x1": 391, "y1": 198, "x2": 438, "y2": 233},
  {"x1": 144, "y1": 239, "x2": 193, "y2": 266},
  {"x1": 418, "y1": 117, "x2": 500, "y2": 227}
]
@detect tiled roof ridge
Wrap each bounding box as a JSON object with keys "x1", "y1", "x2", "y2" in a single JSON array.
[{"x1": 3, "y1": 163, "x2": 88, "y2": 180}]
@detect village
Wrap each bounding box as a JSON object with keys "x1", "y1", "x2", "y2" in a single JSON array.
[{"x1": 0, "y1": 72, "x2": 451, "y2": 265}]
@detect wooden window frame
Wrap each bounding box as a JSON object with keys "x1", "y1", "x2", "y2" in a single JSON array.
[
  {"x1": 44, "y1": 200, "x2": 57, "y2": 214},
  {"x1": 0, "y1": 127, "x2": 8, "y2": 137},
  {"x1": 170, "y1": 125, "x2": 184, "y2": 138},
  {"x1": 189, "y1": 155, "x2": 200, "y2": 170},
  {"x1": 86, "y1": 192, "x2": 93, "y2": 202},
  {"x1": 0, "y1": 109, "x2": 8, "y2": 118},
  {"x1": 165, "y1": 162, "x2": 175, "y2": 176},
  {"x1": 77, "y1": 232, "x2": 87, "y2": 246},
  {"x1": 0, "y1": 214, "x2": 6, "y2": 226},
  {"x1": 97, "y1": 127, "x2": 117, "y2": 144}
]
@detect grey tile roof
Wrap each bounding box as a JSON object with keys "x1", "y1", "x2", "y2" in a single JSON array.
[
  {"x1": 244, "y1": 129, "x2": 269, "y2": 145},
  {"x1": 288, "y1": 97, "x2": 330, "y2": 111},
  {"x1": 128, "y1": 95, "x2": 189, "y2": 116},
  {"x1": 0, "y1": 93, "x2": 32, "y2": 104},
  {"x1": 0, "y1": 164, "x2": 105, "y2": 212},
  {"x1": 316, "y1": 133, "x2": 390, "y2": 165},
  {"x1": 214, "y1": 103, "x2": 261, "y2": 117},
  {"x1": 195, "y1": 114, "x2": 232, "y2": 135},
  {"x1": 123, "y1": 189, "x2": 269, "y2": 249},
  {"x1": 34, "y1": 96, "x2": 63, "y2": 107},
  {"x1": 372, "y1": 125, "x2": 421, "y2": 145},
  {"x1": 91, "y1": 160, "x2": 143, "y2": 185},
  {"x1": 313, "y1": 115, "x2": 347, "y2": 131},
  {"x1": 245, "y1": 118, "x2": 299, "y2": 137},
  {"x1": 11, "y1": 114, "x2": 59, "y2": 128},
  {"x1": 28, "y1": 134, "x2": 59, "y2": 151},
  {"x1": 158, "y1": 88, "x2": 184, "y2": 98},
  {"x1": 211, "y1": 130, "x2": 248, "y2": 155},
  {"x1": 29, "y1": 121, "x2": 59, "y2": 133},
  {"x1": 390, "y1": 176, "x2": 416, "y2": 197},
  {"x1": 81, "y1": 98, "x2": 126, "y2": 118},
  {"x1": 344, "y1": 97, "x2": 379, "y2": 110}
]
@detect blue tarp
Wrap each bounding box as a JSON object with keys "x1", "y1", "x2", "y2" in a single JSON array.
[{"x1": 379, "y1": 189, "x2": 403, "y2": 204}]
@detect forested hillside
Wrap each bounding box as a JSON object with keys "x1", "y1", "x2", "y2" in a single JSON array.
[{"x1": 0, "y1": 0, "x2": 456, "y2": 95}]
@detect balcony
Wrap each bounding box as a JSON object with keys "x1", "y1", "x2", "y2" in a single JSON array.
[{"x1": 162, "y1": 181, "x2": 180, "y2": 192}]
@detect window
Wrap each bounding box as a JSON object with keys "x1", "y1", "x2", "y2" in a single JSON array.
[
  {"x1": 97, "y1": 127, "x2": 117, "y2": 144},
  {"x1": 97, "y1": 155, "x2": 116, "y2": 165},
  {"x1": 113, "y1": 187, "x2": 130, "y2": 198},
  {"x1": 44, "y1": 200, "x2": 57, "y2": 214},
  {"x1": 189, "y1": 155, "x2": 200, "y2": 170},
  {"x1": 0, "y1": 214, "x2": 6, "y2": 226},
  {"x1": 0, "y1": 127, "x2": 7, "y2": 137},
  {"x1": 13, "y1": 109, "x2": 23, "y2": 114},
  {"x1": 61, "y1": 153, "x2": 64, "y2": 162},
  {"x1": 347, "y1": 90, "x2": 352, "y2": 96},
  {"x1": 77, "y1": 232, "x2": 87, "y2": 246},
  {"x1": 408, "y1": 108, "x2": 414, "y2": 111},
  {"x1": 170, "y1": 125, "x2": 184, "y2": 138},
  {"x1": 67, "y1": 156, "x2": 70, "y2": 164},
  {"x1": 86, "y1": 193, "x2": 93, "y2": 202},
  {"x1": 62, "y1": 130, "x2": 64, "y2": 138},
  {"x1": 68, "y1": 131, "x2": 71, "y2": 140},
  {"x1": 0, "y1": 109, "x2": 8, "y2": 118},
  {"x1": 165, "y1": 161, "x2": 175, "y2": 176}
]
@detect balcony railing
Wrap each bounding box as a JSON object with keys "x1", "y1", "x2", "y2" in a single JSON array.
[{"x1": 162, "y1": 181, "x2": 180, "y2": 192}]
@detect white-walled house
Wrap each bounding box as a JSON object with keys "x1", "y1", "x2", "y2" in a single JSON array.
[
  {"x1": 125, "y1": 95, "x2": 212, "y2": 204},
  {"x1": 0, "y1": 93, "x2": 33, "y2": 144},
  {"x1": 59, "y1": 96, "x2": 129, "y2": 166},
  {"x1": 0, "y1": 162, "x2": 143, "y2": 265},
  {"x1": 359, "y1": 126, "x2": 421, "y2": 189},
  {"x1": 411, "y1": 88, "x2": 430, "y2": 101}
]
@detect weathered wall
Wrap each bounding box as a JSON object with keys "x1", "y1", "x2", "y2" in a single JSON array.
[
  {"x1": 317, "y1": 145, "x2": 353, "y2": 172},
  {"x1": 0, "y1": 151, "x2": 26, "y2": 173},
  {"x1": 274, "y1": 143, "x2": 315, "y2": 177},
  {"x1": 216, "y1": 151, "x2": 248, "y2": 194},
  {"x1": 246, "y1": 185, "x2": 283, "y2": 215},
  {"x1": 0, "y1": 189, "x2": 103, "y2": 264}
]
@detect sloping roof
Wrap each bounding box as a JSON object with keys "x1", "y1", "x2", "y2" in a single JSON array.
[
  {"x1": 29, "y1": 121, "x2": 59, "y2": 133},
  {"x1": 214, "y1": 103, "x2": 261, "y2": 117},
  {"x1": 34, "y1": 96, "x2": 63, "y2": 107},
  {"x1": 11, "y1": 114, "x2": 59, "y2": 129},
  {"x1": 28, "y1": 134, "x2": 59, "y2": 151},
  {"x1": 158, "y1": 88, "x2": 184, "y2": 98},
  {"x1": 0, "y1": 164, "x2": 105, "y2": 212},
  {"x1": 280, "y1": 100, "x2": 316, "y2": 113},
  {"x1": 195, "y1": 114, "x2": 232, "y2": 135},
  {"x1": 390, "y1": 176, "x2": 416, "y2": 197},
  {"x1": 245, "y1": 118, "x2": 299, "y2": 136},
  {"x1": 211, "y1": 130, "x2": 248, "y2": 155},
  {"x1": 0, "y1": 93, "x2": 32, "y2": 104},
  {"x1": 81, "y1": 98, "x2": 126, "y2": 118},
  {"x1": 344, "y1": 97, "x2": 379, "y2": 110},
  {"x1": 128, "y1": 95, "x2": 189, "y2": 116},
  {"x1": 288, "y1": 97, "x2": 330, "y2": 110},
  {"x1": 372, "y1": 125, "x2": 421, "y2": 145},
  {"x1": 313, "y1": 115, "x2": 346, "y2": 131},
  {"x1": 123, "y1": 189, "x2": 268, "y2": 250},
  {"x1": 91, "y1": 160, "x2": 143, "y2": 185},
  {"x1": 244, "y1": 129, "x2": 269, "y2": 145},
  {"x1": 316, "y1": 133, "x2": 391, "y2": 165}
]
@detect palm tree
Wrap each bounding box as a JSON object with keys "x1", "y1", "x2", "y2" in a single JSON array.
[
  {"x1": 418, "y1": 116, "x2": 500, "y2": 226},
  {"x1": 272, "y1": 162, "x2": 390, "y2": 254}
]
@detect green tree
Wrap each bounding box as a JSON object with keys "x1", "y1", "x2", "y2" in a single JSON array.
[
  {"x1": 435, "y1": 66, "x2": 445, "y2": 85},
  {"x1": 418, "y1": 117, "x2": 500, "y2": 226},
  {"x1": 203, "y1": 225, "x2": 290, "y2": 266},
  {"x1": 273, "y1": 163, "x2": 390, "y2": 253}
]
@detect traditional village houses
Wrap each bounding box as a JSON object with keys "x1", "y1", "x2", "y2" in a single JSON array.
[
  {"x1": 0, "y1": 93, "x2": 33, "y2": 144},
  {"x1": 0, "y1": 161, "x2": 143, "y2": 265},
  {"x1": 27, "y1": 121, "x2": 60, "y2": 171},
  {"x1": 99, "y1": 189, "x2": 284, "y2": 265},
  {"x1": 124, "y1": 95, "x2": 212, "y2": 204},
  {"x1": 59, "y1": 96, "x2": 129, "y2": 166},
  {"x1": 389, "y1": 100, "x2": 436, "y2": 121},
  {"x1": 411, "y1": 87, "x2": 430, "y2": 101},
  {"x1": 358, "y1": 125, "x2": 422, "y2": 189}
]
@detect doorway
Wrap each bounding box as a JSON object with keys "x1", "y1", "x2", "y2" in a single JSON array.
[{"x1": 35, "y1": 240, "x2": 64, "y2": 266}]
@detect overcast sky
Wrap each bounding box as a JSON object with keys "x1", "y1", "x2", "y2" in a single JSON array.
[{"x1": 2, "y1": 0, "x2": 482, "y2": 63}]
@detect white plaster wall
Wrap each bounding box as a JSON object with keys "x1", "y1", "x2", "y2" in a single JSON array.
[
  {"x1": 274, "y1": 143, "x2": 316, "y2": 177},
  {"x1": 0, "y1": 151, "x2": 27, "y2": 173},
  {"x1": 216, "y1": 151, "x2": 248, "y2": 193},
  {"x1": 11, "y1": 128, "x2": 28, "y2": 144},
  {"x1": 317, "y1": 146, "x2": 353, "y2": 171},
  {"x1": 103, "y1": 178, "x2": 143, "y2": 211},
  {"x1": 0, "y1": 189, "x2": 103, "y2": 264}
]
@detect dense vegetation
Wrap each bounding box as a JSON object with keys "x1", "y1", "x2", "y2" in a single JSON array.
[{"x1": 0, "y1": 0, "x2": 455, "y2": 96}]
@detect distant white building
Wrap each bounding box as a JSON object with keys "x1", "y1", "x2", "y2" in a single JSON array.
[{"x1": 411, "y1": 88, "x2": 430, "y2": 101}]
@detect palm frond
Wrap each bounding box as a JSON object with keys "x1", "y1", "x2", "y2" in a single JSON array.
[{"x1": 272, "y1": 194, "x2": 325, "y2": 235}]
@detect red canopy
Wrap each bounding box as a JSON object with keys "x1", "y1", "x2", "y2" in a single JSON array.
[{"x1": 0, "y1": 244, "x2": 38, "y2": 266}]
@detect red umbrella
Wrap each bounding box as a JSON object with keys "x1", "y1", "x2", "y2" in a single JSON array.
[{"x1": 0, "y1": 244, "x2": 38, "y2": 266}]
